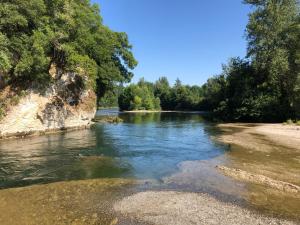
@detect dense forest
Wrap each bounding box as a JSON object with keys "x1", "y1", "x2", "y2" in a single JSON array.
[
  {"x1": 115, "y1": 0, "x2": 300, "y2": 122},
  {"x1": 0, "y1": 0, "x2": 137, "y2": 99}
]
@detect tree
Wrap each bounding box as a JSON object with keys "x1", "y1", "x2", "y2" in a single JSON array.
[
  {"x1": 245, "y1": 0, "x2": 300, "y2": 120},
  {"x1": 118, "y1": 78, "x2": 161, "y2": 111},
  {"x1": 198, "y1": 0, "x2": 300, "y2": 122},
  {"x1": 154, "y1": 77, "x2": 172, "y2": 110},
  {"x1": 0, "y1": 0, "x2": 137, "y2": 98}
]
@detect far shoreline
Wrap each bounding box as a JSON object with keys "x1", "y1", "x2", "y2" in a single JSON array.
[{"x1": 121, "y1": 110, "x2": 206, "y2": 114}]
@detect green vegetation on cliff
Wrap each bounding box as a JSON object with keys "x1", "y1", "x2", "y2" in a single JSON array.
[{"x1": 0, "y1": 0, "x2": 137, "y2": 94}]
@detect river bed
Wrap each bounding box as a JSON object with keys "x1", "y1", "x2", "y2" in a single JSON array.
[{"x1": 0, "y1": 110, "x2": 299, "y2": 224}]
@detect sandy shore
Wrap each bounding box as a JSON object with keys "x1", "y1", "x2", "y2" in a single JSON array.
[
  {"x1": 215, "y1": 123, "x2": 300, "y2": 152},
  {"x1": 213, "y1": 123, "x2": 300, "y2": 185}
]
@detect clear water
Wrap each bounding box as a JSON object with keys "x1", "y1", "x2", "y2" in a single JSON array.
[
  {"x1": 1, "y1": 110, "x2": 300, "y2": 221},
  {"x1": 0, "y1": 110, "x2": 227, "y2": 189}
]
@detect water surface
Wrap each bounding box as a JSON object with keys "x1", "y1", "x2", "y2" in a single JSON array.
[
  {"x1": 0, "y1": 110, "x2": 299, "y2": 222},
  {"x1": 0, "y1": 111, "x2": 226, "y2": 189}
]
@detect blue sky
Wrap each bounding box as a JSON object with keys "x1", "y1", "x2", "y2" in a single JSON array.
[{"x1": 93, "y1": 0, "x2": 252, "y2": 85}]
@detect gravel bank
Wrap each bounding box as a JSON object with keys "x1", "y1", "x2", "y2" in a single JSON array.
[{"x1": 114, "y1": 191, "x2": 297, "y2": 225}]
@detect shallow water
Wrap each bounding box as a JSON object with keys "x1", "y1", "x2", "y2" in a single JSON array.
[
  {"x1": 0, "y1": 111, "x2": 227, "y2": 189},
  {"x1": 0, "y1": 110, "x2": 299, "y2": 222}
]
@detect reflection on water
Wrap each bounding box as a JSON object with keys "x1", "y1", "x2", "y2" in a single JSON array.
[{"x1": 0, "y1": 111, "x2": 226, "y2": 189}]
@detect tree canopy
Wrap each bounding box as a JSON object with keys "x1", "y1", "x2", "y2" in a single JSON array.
[
  {"x1": 118, "y1": 77, "x2": 204, "y2": 111},
  {"x1": 118, "y1": 79, "x2": 161, "y2": 111},
  {"x1": 200, "y1": 0, "x2": 300, "y2": 121},
  {"x1": 0, "y1": 0, "x2": 137, "y2": 94}
]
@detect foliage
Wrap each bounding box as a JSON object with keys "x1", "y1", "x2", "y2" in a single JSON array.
[
  {"x1": 98, "y1": 84, "x2": 123, "y2": 108},
  {"x1": 118, "y1": 79, "x2": 161, "y2": 111},
  {"x1": 199, "y1": 0, "x2": 300, "y2": 122},
  {"x1": 119, "y1": 77, "x2": 204, "y2": 111},
  {"x1": 245, "y1": 0, "x2": 299, "y2": 120},
  {"x1": 0, "y1": 0, "x2": 137, "y2": 94}
]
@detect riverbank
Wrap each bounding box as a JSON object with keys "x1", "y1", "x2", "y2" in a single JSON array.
[
  {"x1": 122, "y1": 110, "x2": 204, "y2": 113},
  {"x1": 209, "y1": 123, "x2": 300, "y2": 220},
  {"x1": 215, "y1": 123, "x2": 300, "y2": 152},
  {"x1": 0, "y1": 124, "x2": 93, "y2": 140},
  {"x1": 214, "y1": 122, "x2": 300, "y2": 185},
  {"x1": 115, "y1": 191, "x2": 297, "y2": 225},
  {"x1": 213, "y1": 123, "x2": 300, "y2": 188}
]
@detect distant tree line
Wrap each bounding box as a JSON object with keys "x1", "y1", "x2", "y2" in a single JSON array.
[
  {"x1": 118, "y1": 77, "x2": 204, "y2": 111},
  {"x1": 117, "y1": 0, "x2": 300, "y2": 122}
]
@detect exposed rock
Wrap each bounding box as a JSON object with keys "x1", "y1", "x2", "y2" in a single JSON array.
[
  {"x1": 0, "y1": 71, "x2": 96, "y2": 139},
  {"x1": 216, "y1": 165, "x2": 300, "y2": 194},
  {"x1": 48, "y1": 63, "x2": 63, "y2": 80}
]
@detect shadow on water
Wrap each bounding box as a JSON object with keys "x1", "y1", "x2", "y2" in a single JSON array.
[{"x1": 0, "y1": 128, "x2": 132, "y2": 189}]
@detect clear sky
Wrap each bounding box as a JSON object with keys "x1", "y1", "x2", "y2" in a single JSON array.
[{"x1": 93, "y1": 0, "x2": 252, "y2": 85}]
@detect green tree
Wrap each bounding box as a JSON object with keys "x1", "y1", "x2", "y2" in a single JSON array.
[
  {"x1": 154, "y1": 77, "x2": 172, "y2": 109},
  {"x1": 245, "y1": 0, "x2": 300, "y2": 120},
  {"x1": 0, "y1": 0, "x2": 137, "y2": 98},
  {"x1": 118, "y1": 78, "x2": 161, "y2": 111}
]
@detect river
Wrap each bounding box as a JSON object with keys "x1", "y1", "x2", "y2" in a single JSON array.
[
  {"x1": 0, "y1": 110, "x2": 299, "y2": 224},
  {"x1": 0, "y1": 110, "x2": 226, "y2": 189}
]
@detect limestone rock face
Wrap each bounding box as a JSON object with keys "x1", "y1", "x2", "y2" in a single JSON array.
[{"x1": 0, "y1": 72, "x2": 96, "y2": 139}]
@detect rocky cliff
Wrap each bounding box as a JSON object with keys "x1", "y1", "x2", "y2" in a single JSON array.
[{"x1": 0, "y1": 68, "x2": 97, "y2": 139}]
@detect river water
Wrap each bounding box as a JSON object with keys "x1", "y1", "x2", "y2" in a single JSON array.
[
  {"x1": 0, "y1": 110, "x2": 227, "y2": 189},
  {"x1": 0, "y1": 110, "x2": 299, "y2": 222}
]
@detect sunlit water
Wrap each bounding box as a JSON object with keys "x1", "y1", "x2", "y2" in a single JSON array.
[
  {"x1": 0, "y1": 110, "x2": 299, "y2": 221},
  {"x1": 0, "y1": 110, "x2": 226, "y2": 189}
]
